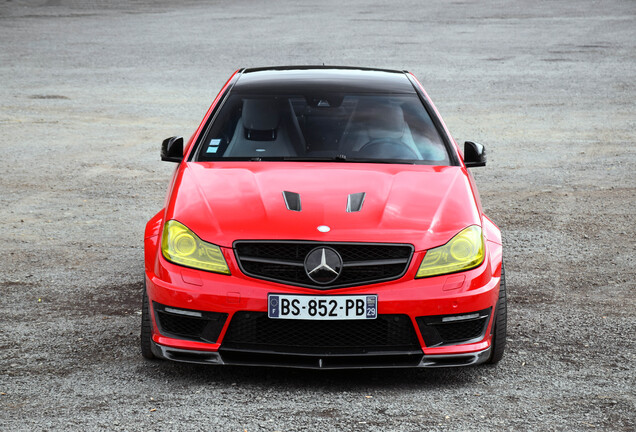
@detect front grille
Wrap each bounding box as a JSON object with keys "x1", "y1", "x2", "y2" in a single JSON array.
[
  {"x1": 234, "y1": 241, "x2": 413, "y2": 288},
  {"x1": 154, "y1": 302, "x2": 228, "y2": 343},
  {"x1": 416, "y1": 308, "x2": 491, "y2": 347},
  {"x1": 221, "y1": 312, "x2": 421, "y2": 355}
]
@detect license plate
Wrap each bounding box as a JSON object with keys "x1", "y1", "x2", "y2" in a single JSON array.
[{"x1": 268, "y1": 294, "x2": 377, "y2": 320}]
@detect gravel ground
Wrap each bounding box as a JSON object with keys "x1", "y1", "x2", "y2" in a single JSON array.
[{"x1": 0, "y1": 0, "x2": 634, "y2": 430}]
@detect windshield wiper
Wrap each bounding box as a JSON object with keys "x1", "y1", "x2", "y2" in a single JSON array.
[
  {"x1": 338, "y1": 157, "x2": 416, "y2": 165},
  {"x1": 211, "y1": 156, "x2": 417, "y2": 164},
  {"x1": 282, "y1": 156, "x2": 348, "y2": 162},
  {"x1": 277, "y1": 156, "x2": 417, "y2": 164}
]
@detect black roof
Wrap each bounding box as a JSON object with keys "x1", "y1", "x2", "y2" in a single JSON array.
[{"x1": 233, "y1": 66, "x2": 416, "y2": 95}]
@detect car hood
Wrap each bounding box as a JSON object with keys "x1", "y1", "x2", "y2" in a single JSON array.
[{"x1": 167, "y1": 162, "x2": 481, "y2": 251}]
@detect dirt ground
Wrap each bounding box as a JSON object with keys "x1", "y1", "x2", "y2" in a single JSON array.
[{"x1": 0, "y1": 0, "x2": 634, "y2": 430}]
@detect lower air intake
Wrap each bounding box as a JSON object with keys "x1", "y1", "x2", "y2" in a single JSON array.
[
  {"x1": 221, "y1": 312, "x2": 421, "y2": 354},
  {"x1": 416, "y1": 308, "x2": 491, "y2": 347},
  {"x1": 153, "y1": 302, "x2": 227, "y2": 343}
]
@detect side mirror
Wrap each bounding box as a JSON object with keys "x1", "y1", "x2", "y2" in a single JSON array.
[
  {"x1": 161, "y1": 136, "x2": 184, "y2": 163},
  {"x1": 464, "y1": 141, "x2": 486, "y2": 167}
]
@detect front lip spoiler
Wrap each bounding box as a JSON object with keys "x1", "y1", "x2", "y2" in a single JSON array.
[
  {"x1": 419, "y1": 347, "x2": 491, "y2": 367},
  {"x1": 151, "y1": 342, "x2": 223, "y2": 365},
  {"x1": 151, "y1": 341, "x2": 491, "y2": 369}
]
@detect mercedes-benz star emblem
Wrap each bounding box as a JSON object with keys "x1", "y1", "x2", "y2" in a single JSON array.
[{"x1": 304, "y1": 247, "x2": 343, "y2": 285}]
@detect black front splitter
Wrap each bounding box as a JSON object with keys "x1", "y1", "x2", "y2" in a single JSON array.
[{"x1": 152, "y1": 341, "x2": 491, "y2": 369}]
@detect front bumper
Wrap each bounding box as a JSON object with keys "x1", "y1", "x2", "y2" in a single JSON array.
[{"x1": 145, "y1": 239, "x2": 501, "y2": 369}]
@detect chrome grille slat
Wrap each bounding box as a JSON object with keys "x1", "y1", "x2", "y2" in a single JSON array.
[
  {"x1": 342, "y1": 258, "x2": 409, "y2": 267},
  {"x1": 239, "y1": 256, "x2": 305, "y2": 267}
]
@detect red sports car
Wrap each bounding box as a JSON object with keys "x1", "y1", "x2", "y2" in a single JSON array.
[{"x1": 141, "y1": 66, "x2": 506, "y2": 368}]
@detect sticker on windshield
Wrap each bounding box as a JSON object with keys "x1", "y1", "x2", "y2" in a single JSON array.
[{"x1": 206, "y1": 139, "x2": 222, "y2": 154}]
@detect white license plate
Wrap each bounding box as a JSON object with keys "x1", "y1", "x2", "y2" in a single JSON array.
[{"x1": 268, "y1": 294, "x2": 377, "y2": 320}]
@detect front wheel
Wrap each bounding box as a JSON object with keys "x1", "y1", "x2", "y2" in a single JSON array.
[
  {"x1": 488, "y1": 261, "x2": 507, "y2": 364},
  {"x1": 140, "y1": 282, "x2": 155, "y2": 359}
]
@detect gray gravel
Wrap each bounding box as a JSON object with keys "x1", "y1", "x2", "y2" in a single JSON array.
[{"x1": 1, "y1": 0, "x2": 635, "y2": 430}]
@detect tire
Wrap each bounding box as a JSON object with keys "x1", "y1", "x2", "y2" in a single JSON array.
[
  {"x1": 488, "y1": 261, "x2": 507, "y2": 364},
  {"x1": 140, "y1": 282, "x2": 156, "y2": 359}
]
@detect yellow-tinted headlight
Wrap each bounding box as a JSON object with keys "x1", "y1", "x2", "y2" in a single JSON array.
[
  {"x1": 161, "y1": 220, "x2": 230, "y2": 274},
  {"x1": 416, "y1": 225, "x2": 484, "y2": 278}
]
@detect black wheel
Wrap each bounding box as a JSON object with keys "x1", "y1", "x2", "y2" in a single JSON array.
[
  {"x1": 488, "y1": 261, "x2": 507, "y2": 364},
  {"x1": 140, "y1": 282, "x2": 156, "y2": 359}
]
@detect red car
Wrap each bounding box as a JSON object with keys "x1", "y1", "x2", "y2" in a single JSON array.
[{"x1": 141, "y1": 66, "x2": 506, "y2": 368}]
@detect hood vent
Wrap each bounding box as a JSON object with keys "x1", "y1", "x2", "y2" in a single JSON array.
[
  {"x1": 282, "y1": 191, "x2": 302, "y2": 212},
  {"x1": 283, "y1": 191, "x2": 365, "y2": 212},
  {"x1": 346, "y1": 192, "x2": 366, "y2": 212}
]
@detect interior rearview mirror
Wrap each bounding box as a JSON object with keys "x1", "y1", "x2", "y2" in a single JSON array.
[
  {"x1": 161, "y1": 136, "x2": 184, "y2": 163},
  {"x1": 464, "y1": 141, "x2": 486, "y2": 167}
]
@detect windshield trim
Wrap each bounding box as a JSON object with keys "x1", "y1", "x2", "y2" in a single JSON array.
[{"x1": 190, "y1": 157, "x2": 448, "y2": 166}]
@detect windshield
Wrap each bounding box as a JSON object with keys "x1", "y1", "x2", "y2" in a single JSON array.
[{"x1": 196, "y1": 93, "x2": 451, "y2": 164}]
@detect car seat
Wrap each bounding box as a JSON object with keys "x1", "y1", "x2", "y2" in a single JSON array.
[
  {"x1": 224, "y1": 99, "x2": 297, "y2": 158},
  {"x1": 340, "y1": 99, "x2": 422, "y2": 159}
]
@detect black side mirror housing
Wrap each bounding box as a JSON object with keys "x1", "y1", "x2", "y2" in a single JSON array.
[
  {"x1": 161, "y1": 136, "x2": 184, "y2": 163},
  {"x1": 464, "y1": 141, "x2": 486, "y2": 167}
]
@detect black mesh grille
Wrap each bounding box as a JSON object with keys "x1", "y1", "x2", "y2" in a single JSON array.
[
  {"x1": 234, "y1": 242, "x2": 413, "y2": 288},
  {"x1": 221, "y1": 312, "x2": 421, "y2": 354},
  {"x1": 159, "y1": 312, "x2": 208, "y2": 336},
  {"x1": 154, "y1": 303, "x2": 228, "y2": 343},
  {"x1": 416, "y1": 308, "x2": 491, "y2": 347},
  {"x1": 436, "y1": 319, "x2": 487, "y2": 341}
]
